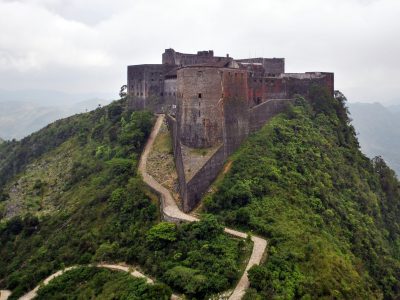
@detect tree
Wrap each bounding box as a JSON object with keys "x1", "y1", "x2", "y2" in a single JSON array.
[
  {"x1": 146, "y1": 222, "x2": 177, "y2": 245},
  {"x1": 119, "y1": 85, "x2": 127, "y2": 99}
]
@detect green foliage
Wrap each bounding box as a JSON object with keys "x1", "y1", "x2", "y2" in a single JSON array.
[
  {"x1": 106, "y1": 157, "x2": 134, "y2": 177},
  {"x1": 164, "y1": 266, "x2": 207, "y2": 295},
  {"x1": 205, "y1": 90, "x2": 400, "y2": 299},
  {"x1": 146, "y1": 222, "x2": 177, "y2": 244},
  {"x1": 36, "y1": 266, "x2": 172, "y2": 300},
  {"x1": 138, "y1": 216, "x2": 247, "y2": 299}
]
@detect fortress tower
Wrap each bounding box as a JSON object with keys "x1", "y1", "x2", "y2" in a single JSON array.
[{"x1": 177, "y1": 66, "x2": 224, "y2": 148}]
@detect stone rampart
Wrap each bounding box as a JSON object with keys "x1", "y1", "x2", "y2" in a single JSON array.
[
  {"x1": 184, "y1": 145, "x2": 225, "y2": 211},
  {"x1": 165, "y1": 115, "x2": 186, "y2": 205}
]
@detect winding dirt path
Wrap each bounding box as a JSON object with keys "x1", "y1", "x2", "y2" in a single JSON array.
[
  {"x1": 139, "y1": 114, "x2": 268, "y2": 300},
  {"x1": 19, "y1": 267, "x2": 76, "y2": 300},
  {"x1": 17, "y1": 264, "x2": 179, "y2": 300},
  {"x1": 0, "y1": 290, "x2": 11, "y2": 300}
]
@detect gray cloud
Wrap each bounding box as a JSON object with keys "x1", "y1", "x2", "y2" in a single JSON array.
[{"x1": 0, "y1": 0, "x2": 399, "y2": 103}]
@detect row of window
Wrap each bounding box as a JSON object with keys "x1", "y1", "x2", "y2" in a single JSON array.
[
  {"x1": 160, "y1": 92, "x2": 176, "y2": 97},
  {"x1": 252, "y1": 78, "x2": 277, "y2": 84}
]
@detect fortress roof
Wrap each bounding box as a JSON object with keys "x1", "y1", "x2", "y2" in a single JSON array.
[{"x1": 177, "y1": 60, "x2": 232, "y2": 70}]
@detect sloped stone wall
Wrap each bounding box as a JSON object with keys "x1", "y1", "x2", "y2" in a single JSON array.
[
  {"x1": 184, "y1": 145, "x2": 225, "y2": 211},
  {"x1": 165, "y1": 115, "x2": 186, "y2": 209},
  {"x1": 249, "y1": 99, "x2": 294, "y2": 133}
]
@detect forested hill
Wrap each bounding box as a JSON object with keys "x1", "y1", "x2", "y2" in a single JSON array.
[
  {"x1": 1, "y1": 90, "x2": 400, "y2": 299},
  {"x1": 0, "y1": 99, "x2": 247, "y2": 300},
  {"x1": 205, "y1": 89, "x2": 400, "y2": 299}
]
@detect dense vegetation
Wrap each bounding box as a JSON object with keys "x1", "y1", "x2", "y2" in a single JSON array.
[
  {"x1": 36, "y1": 266, "x2": 171, "y2": 300},
  {"x1": 141, "y1": 217, "x2": 249, "y2": 298},
  {"x1": 205, "y1": 89, "x2": 400, "y2": 299},
  {"x1": 0, "y1": 100, "x2": 245, "y2": 299}
]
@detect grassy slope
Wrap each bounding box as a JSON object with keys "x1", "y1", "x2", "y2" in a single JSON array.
[
  {"x1": 205, "y1": 91, "x2": 400, "y2": 299},
  {"x1": 0, "y1": 100, "x2": 247, "y2": 300}
]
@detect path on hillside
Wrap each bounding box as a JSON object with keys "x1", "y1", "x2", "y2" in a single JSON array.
[
  {"x1": 0, "y1": 290, "x2": 11, "y2": 300},
  {"x1": 16, "y1": 264, "x2": 179, "y2": 300},
  {"x1": 138, "y1": 114, "x2": 268, "y2": 300}
]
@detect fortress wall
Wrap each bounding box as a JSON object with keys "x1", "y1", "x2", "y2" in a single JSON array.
[
  {"x1": 223, "y1": 99, "x2": 249, "y2": 156},
  {"x1": 127, "y1": 64, "x2": 176, "y2": 112},
  {"x1": 221, "y1": 69, "x2": 250, "y2": 155},
  {"x1": 249, "y1": 99, "x2": 294, "y2": 133},
  {"x1": 237, "y1": 58, "x2": 285, "y2": 74},
  {"x1": 127, "y1": 95, "x2": 145, "y2": 111},
  {"x1": 127, "y1": 64, "x2": 165, "y2": 98},
  {"x1": 265, "y1": 78, "x2": 287, "y2": 99},
  {"x1": 162, "y1": 78, "x2": 177, "y2": 112},
  {"x1": 184, "y1": 145, "x2": 225, "y2": 212},
  {"x1": 284, "y1": 73, "x2": 335, "y2": 97},
  {"x1": 262, "y1": 58, "x2": 285, "y2": 74},
  {"x1": 248, "y1": 77, "x2": 287, "y2": 106},
  {"x1": 177, "y1": 67, "x2": 224, "y2": 148},
  {"x1": 163, "y1": 48, "x2": 231, "y2": 66},
  {"x1": 165, "y1": 115, "x2": 187, "y2": 208},
  {"x1": 247, "y1": 77, "x2": 266, "y2": 106}
]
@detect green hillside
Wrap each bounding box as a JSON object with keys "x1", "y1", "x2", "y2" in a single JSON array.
[
  {"x1": 205, "y1": 89, "x2": 400, "y2": 299},
  {"x1": 1, "y1": 90, "x2": 400, "y2": 299},
  {"x1": 0, "y1": 99, "x2": 245, "y2": 299}
]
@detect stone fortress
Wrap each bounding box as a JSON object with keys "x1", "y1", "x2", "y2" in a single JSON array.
[{"x1": 128, "y1": 49, "x2": 334, "y2": 212}]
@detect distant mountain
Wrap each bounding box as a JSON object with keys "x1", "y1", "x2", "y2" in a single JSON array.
[
  {"x1": 0, "y1": 89, "x2": 115, "y2": 106},
  {"x1": 348, "y1": 102, "x2": 400, "y2": 175},
  {"x1": 387, "y1": 104, "x2": 400, "y2": 113},
  {"x1": 0, "y1": 98, "x2": 112, "y2": 140}
]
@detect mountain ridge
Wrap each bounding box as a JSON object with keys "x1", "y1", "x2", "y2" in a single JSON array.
[
  {"x1": 0, "y1": 98, "x2": 112, "y2": 140},
  {"x1": 349, "y1": 102, "x2": 400, "y2": 175}
]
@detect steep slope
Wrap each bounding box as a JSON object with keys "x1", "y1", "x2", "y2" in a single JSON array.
[
  {"x1": 0, "y1": 100, "x2": 247, "y2": 300},
  {"x1": 205, "y1": 90, "x2": 400, "y2": 299},
  {"x1": 348, "y1": 102, "x2": 400, "y2": 175}
]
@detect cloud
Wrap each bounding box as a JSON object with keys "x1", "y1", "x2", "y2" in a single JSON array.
[
  {"x1": 0, "y1": 0, "x2": 399, "y2": 103},
  {"x1": 0, "y1": 1, "x2": 112, "y2": 71}
]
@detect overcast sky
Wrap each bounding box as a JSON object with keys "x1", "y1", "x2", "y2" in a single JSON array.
[{"x1": 0, "y1": 0, "x2": 399, "y2": 104}]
